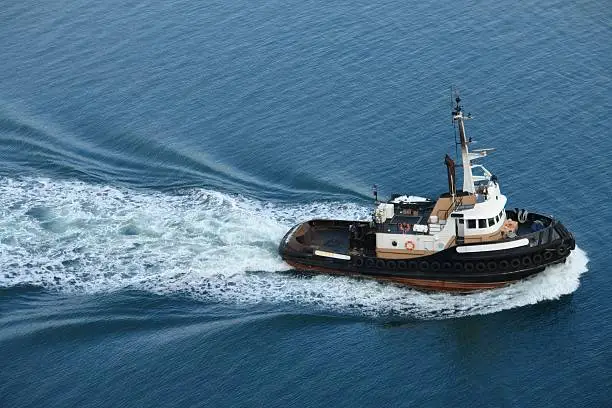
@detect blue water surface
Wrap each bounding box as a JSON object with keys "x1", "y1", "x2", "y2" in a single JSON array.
[{"x1": 0, "y1": 0, "x2": 610, "y2": 407}]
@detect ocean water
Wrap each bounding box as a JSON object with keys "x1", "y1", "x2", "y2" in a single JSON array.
[{"x1": 0, "y1": 0, "x2": 610, "y2": 407}]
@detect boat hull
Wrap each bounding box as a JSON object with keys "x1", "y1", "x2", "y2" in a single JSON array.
[{"x1": 279, "y1": 218, "x2": 575, "y2": 292}]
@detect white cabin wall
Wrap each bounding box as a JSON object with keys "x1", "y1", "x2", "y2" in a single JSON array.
[
  {"x1": 462, "y1": 192, "x2": 507, "y2": 236},
  {"x1": 376, "y1": 233, "x2": 427, "y2": 251},
  {"x1": 434, "y1": 220, "x2": 457, "y2": 249},
  {"x1": 376, "y1": 222, "x2": 455, "y2": 252}
]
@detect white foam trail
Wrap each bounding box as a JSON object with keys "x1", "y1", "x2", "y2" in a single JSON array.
[{"x1": 0, "y1": 177, "x2": 588, "y2": 319}]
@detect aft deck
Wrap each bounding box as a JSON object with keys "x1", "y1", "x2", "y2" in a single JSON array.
[{"x1": 295, "y1": 220, "x2": 351, "y2": 254}]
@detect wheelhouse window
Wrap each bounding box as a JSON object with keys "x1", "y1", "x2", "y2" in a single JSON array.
[
  {"x1": 467, "y1": 219, "x2": 476, "y2": 229},
  {"x1": 459, "y1": 219, "x2": 464, "y2": 224},
  {"x1": 478, "y1": 219, "x2": 487, "y2": 228},
  {"x1": 488, "y1": 218, "x2": 495, "y2": 227},
  {"x1": 495, "y1": 215, "x2": 500, "y2": 222}
]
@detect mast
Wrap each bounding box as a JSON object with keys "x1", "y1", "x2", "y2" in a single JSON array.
[{"x1": 452, "y1": 96, "x2": 475, "y2": 194}]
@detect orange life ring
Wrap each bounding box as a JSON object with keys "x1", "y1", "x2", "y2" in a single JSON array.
[{"x1": 404, "y1": 240, "x2": 415, "y2": 251}]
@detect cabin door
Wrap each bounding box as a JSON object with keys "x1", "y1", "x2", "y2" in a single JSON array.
[{"x1": 456, "y1": 218, "x2": 465, "y2": 243}]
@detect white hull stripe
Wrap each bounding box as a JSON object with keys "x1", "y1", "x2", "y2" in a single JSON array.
[
  {"x1": 314, "y1": 250, "x2": 351, "y2": 260},
  {"x1": 456, "y1": 238, "x2": 529, "y2": 253}
]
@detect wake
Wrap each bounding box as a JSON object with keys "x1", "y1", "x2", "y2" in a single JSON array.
[{"x1": 0, "y1": 177, "x2": 588, "y2": 319}]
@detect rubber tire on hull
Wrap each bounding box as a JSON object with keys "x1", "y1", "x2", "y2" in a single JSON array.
[
  {"x1": 398, "y1": 261, "x2": 408, "y2": 270},
  {"x1": 532, "y1": 253, "x2": 543, "y2": 265},
  {"x1": 376, "y1": 260, "x2": 385, "y2": 269},
  {"x1": 558, "y1": 245, "x2": 569, "y2": 257}
]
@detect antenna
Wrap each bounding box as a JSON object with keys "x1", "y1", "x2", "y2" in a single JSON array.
[
  {"x1": 451, "y1": 86, "x2": 460, "y2": 164},
  {"x1": 453, "y1": 88, "x2": 462, "y2": 113}
]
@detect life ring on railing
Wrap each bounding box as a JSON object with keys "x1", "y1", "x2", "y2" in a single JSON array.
[
  {"x1": 404, "y1": 240, "x2": 416, "y2": 251},
  {"x1": 399, "y1": 223, "x2": 411, "y2": 233}
]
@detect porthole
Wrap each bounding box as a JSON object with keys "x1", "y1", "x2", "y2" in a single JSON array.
[{"x1": 392, "y1": 240, "x2": 397, "y2": 247}]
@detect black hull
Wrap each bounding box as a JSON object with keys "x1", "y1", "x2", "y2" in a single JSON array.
[{"x1": 279, "y1": 216, "x2": 576, "y2": 292}]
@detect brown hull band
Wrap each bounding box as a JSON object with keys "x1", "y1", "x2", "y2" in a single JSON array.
[{"x1": 285, "y1": 260, "x2": 512, "y2": 292}]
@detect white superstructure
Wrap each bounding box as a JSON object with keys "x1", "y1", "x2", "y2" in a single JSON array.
[{"x1": 374, "y1": 96, "x2": 512, "y2": 258}]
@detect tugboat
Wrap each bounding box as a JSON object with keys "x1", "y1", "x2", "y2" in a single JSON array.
[{"x1": 279, "y1": 96, "x2": 576, "y2": 291}]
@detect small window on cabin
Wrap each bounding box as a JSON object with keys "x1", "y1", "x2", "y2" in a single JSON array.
[
  {"x1": 488, "y1": 218, "x2": 495, "y2": 227},
  {"x1": 478, "y1": 219, "x2": 487, "y2": 228},
  {"x1": 467, "y1": 219, "x2": 476, "y2": 229},
  {"x1": 495, "y1": 215, "x2": 500, "y2": 222},
  {"x1": 459, "y1": 219, "x2": 464, "y2": 224},
  {"x1": 499, "y1": 211, "x2": 503, "y2": 219}
]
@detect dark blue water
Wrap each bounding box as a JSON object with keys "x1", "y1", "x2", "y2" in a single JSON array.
[{"x1": 0, "y1": 1, "x2": 610, "y2": 406}]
